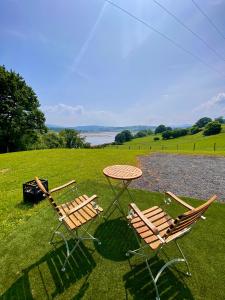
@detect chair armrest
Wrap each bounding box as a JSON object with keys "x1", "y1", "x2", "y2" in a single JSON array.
[
  {"x1": 50, "y1": 180, "x2": 76, "y2": 193},
  {"x1": 166, "y1": 191, "x2": 194, "y2": 210},
  {"x1": 65, "y1": 195, "x2": 98, "y2": 215},
  {"x1": 129, "y1": 203, "x2": 159, "y2": 236}
]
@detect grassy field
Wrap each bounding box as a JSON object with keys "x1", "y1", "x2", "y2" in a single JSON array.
[
  {"x1": 0, "y1": 148, "x2": 225, "y2": 299},
  {"x1": 109, "y1": 125, "x2": 225, "y2": 155}
]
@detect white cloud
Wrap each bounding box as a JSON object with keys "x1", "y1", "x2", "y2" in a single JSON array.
[
  {"x1": 43, "y1": 103, "x2": 84, "y2": 115},
  {"x1": 42, "y1": 103, "x2": 118, "y2": 126},
  {"x1": 194, "y1": 92, "x2": 225, "y2": 113}
]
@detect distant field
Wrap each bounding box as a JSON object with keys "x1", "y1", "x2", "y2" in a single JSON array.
[{"x1": 109, "y1": 125, "x2": 225, "y2": 154}]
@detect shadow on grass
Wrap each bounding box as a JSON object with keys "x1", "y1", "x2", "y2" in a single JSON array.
[
  {"x1": 124, "y1": 256, "x2": 194, "y2": 300},
  {"x1": 94, "y1": 217, "x2": 139, "y2": 261},
  {"x1": 16, "y1": 201, "x2": 36, "y2": 210},
  {"x1": 0, "y1": 240, "x2": 95, "y2": 300}
]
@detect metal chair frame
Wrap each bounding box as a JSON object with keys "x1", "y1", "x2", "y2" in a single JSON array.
[
  {"x1": 126, "y1": 192, "x2": 217, "y2": 300},
  {"x1": 35, "y1": 177, "x2": 102, "y2": 272}
]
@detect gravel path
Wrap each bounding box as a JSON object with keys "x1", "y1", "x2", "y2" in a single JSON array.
[{"x1": 132, "y1": 153, "x2": 225, "y2": 202}]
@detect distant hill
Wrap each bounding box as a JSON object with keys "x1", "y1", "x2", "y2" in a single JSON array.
[
  {"x1": 47, "y1": 124, "x2": 157, "y2": 133},
  {"x1": 47, "y1": 124, "x2": 192, "y2": 133}
]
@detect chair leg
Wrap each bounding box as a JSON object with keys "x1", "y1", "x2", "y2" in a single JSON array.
[
  {"x1": 61, "y1": 219, "x2": 101, "y2": 272},
  {"x1": 175, "y1": 240, "x2": 191, "y2": 276},
  {"x1": 49, "y1": 222, "x2": 63, "y2": 245},
  {"x1": 61, "y1": 238, "x2": 81, "y2": 272},
  {"x1": 145, "y1": 258, "x2": 160, "y2": 300}
]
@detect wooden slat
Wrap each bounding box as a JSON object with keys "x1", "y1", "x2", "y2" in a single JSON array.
[
  {"x1": 83, "y1": 195, "x2": 99, "y2": 214},
  {"x1": 130, "y1": 203, "x2": 159, "y2": 235},
  {"x1": 166, "y1": 191, "x2": 194, "y2": 210},
  {"x1": 131, "y1": 207, "x2": 162, "y2": 224},
  {"x1": 64, "y1": 194, "x2": 97, "y2": 215},
  {"x1": 70, "y1": 199, "x2": 91, "y2": 222},
  {"x1": 76, "y1": 195, "x2": 96, "y2": 218},
  {"x1": 50, "y1": 180, "x2": 76, "y2": 193},
  {"x1": 133, "y1": 211, "x2": 171, "y2": 229},
  {"x1": 141, "y1": 221, "x2": 170, "y2": 239},
  {"x1": 66, "y1": 202, "x2": 82, "y2": 227},
  {"x1": 58, "y1": 206, "x2": 78, "y2": 228}
]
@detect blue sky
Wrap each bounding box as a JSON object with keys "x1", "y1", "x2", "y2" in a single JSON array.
[{"x1": 0, "y1": 0, "x2": 225, "y2": 126}]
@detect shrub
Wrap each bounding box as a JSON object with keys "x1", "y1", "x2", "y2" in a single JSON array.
[
  {"x1": 155, "y1": 125, "x2": 166, "y2": 134},
  {"x1": 134, "y1": 130, "x2": 148, "y2": 138},
  {"x1": 171, "y1": 128, "x2": 188, "y2": 138},
  {"x1": 195, "y1": 117, "x2": 212, "y2": 128},
  {"x1": 190, "y1": 126, "x2": 201, "y2": 135},
  {"x1": 214, "y1": 116, "x2": 225, "y2": 124},
  {"x1": 203, "y1": 121, "x2": 222, "y2": 136},
  {"x1": 115, "y1": 130, "x2": 133, "y2": 144},
  {"x1": 154, "y1": 136, "x2": 160, "y2": 141},
  {"x1": 162, "y1": 130, "x2": 173, "y2": 140}
]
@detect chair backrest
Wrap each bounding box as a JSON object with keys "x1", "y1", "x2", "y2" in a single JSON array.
[
  {"x1": 164, "y1": 195, "x2": 217, "y2": 240},
  {"x1": 35, "y1": 177, "x2": 63, "y2": 216}
]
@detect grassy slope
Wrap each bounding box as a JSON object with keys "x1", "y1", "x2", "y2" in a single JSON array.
[
  {"x1": 0, "y1": 148, "x2": 224, "y2": 299},
  {"x1": 109, "y1": 125, "x2": 225, "y2": 154}
]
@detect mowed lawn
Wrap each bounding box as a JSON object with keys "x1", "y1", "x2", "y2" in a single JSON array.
[
  {"x1": 0, "y1": 148, "x2": 225, "y2": 299},
  {"x1": 109, "y1": 125, "x2": 225, "y2": 155}
]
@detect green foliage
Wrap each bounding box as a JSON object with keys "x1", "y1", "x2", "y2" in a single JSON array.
[
  {"x1": 190, "y1": 125, "x2": 201, "y2": 135},
  {"x1": 0, "y1": 65, "x2": 46, "y2": 153},
  {"x1": 162, "y1": 130, "x2": 173, "y2": 140},
  {"x1": 162, "y1": 128, "x2": 188, "y2": 140},
  {"x1": 134, "y1": 130, "x2": 147, "y2": 138},
  {"x1": 59, "y1": 129, "x2": 89, "y2": 148},
  {"x1": 203, "y1": 121, "x2": 222, "y2": 136},
  {"x1": 154, "y1": 136, "x2": 160, "y2": 141},
  {"x1": 195, "y1": 117, "x2": 212, "y2": 128},
  {"x1": 214, "y1": 116, "x2": 225, "y2": 124},
  {"x1": 42, "y1": 132, "x2": 64, "y2": 148},
  {"x1": 155, "y1": 124, "x2": 166, "y2": 134},
  {"x1": 115, "y1": 130, "x2": 133, "y2": 144}
]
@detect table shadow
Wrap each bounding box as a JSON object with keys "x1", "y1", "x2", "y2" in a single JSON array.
[{"x1": 94, "y1": 217, "x2": 139, "y2": 261}]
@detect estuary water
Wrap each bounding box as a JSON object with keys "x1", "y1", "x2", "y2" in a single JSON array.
[{"x1": 80, "y1": 131, "x2": 117, "y2": 146}]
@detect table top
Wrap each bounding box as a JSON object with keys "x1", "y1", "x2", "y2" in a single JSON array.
[{"x1": 103, "y1": 165, "x2": 142, "y2": 180}]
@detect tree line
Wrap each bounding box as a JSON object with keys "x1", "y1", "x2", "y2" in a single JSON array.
[{"x1": 114, "y1": 116, "x2": 224, "y2": 144}]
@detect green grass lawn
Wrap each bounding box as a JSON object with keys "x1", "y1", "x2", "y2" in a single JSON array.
[
  {"x1": 0, "y1": 148, "x2": 225, "y2": 299},
  {"x1": 109, "y1": 125, "x2": 225, "y2": 155}
]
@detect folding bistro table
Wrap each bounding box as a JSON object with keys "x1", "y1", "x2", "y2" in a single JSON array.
[{"x1": 103, "y1": 165, "x2": 142, "y2": 219}]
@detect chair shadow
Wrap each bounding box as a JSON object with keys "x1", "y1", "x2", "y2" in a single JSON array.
[
  {"x1": 94, "y1": 217, "x2": 139, "y2": 261},
  {"x1": 0, "y1": 240, "x2": 96, "y2": 300},
  {"x1": 124, "y1": 256, "x2": 194, "y2": 300}
]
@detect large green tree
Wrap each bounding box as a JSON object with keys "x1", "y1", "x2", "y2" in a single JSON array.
[{"x1": 0, "y1": 65, "x2": 46, "y2": 152}]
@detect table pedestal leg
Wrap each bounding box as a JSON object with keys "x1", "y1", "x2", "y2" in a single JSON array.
[{"x1": 103, "y1": 178, "x2": 132, "y2": 219}]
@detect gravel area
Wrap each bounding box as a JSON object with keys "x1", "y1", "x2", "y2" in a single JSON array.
[{"x1": 132, "y1": 153, "x2": 225, "y2": 202}]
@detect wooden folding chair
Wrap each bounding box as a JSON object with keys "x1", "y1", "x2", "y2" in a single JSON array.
[
  {"x1": 126, "y1": 191, "x2": 217, "y2": 300},
  {"x1": 35, "y1": 177, "x2": 103, "y2": 271}
]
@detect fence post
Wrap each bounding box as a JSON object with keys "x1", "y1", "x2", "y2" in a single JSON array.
[
  {"x1": 214, "y1": 143, "x2": 216, "y2": 152},
  {"x1": 193, "y1": 143, "x2": 195, "y2": 151}
]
